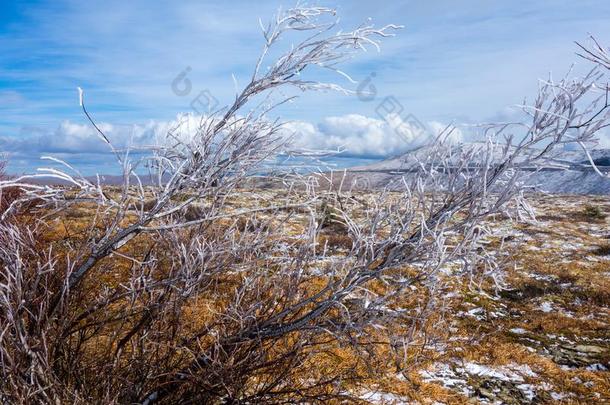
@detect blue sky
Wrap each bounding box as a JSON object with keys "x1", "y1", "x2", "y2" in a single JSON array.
[{"x1": 2, "y1": 0, "x2": 610, "y2": 173}]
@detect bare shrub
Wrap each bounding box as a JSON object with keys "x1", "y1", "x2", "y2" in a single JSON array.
[{"x1": 1, "y1": 7, "x2": 609, "y2": 404}]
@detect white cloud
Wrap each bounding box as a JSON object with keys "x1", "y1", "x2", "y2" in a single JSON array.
[
  {"x1": 596, "y1": 131, "x2": 610, "y2": 149},
  {"x1": 428, "y1": 121, "x2": 464, "y2": 143},
  {"x1": 7, "y1": 111, "x2": 608, "y2": 175},
  {"x1": 1, "y1": 113, "x2": 465, "y2": 174},
  {"x1": 0, "y1": 114, "x2": 209, "y2": 156},
  {"x1": 285, "y1": 114, "x2": 459, "y2": 157}
]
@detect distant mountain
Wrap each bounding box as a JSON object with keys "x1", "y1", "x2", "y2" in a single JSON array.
[
  {"x1": 14, "y1": 147, "x2": 610, "y2": 195},
  {"x1": 345, "y1": 146, "x2": 610, "y2": 195}
]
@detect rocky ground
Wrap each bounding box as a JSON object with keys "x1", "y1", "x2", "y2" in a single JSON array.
[
  {"x1": 42, "y1": 188, "x2": 610, "y2": 404},
  {"x1": 178, "y1": 189, "x2": 610, "y2": 403},
  {"x1": 352, "y1": 193, "x2": 610, "y2": 404}
]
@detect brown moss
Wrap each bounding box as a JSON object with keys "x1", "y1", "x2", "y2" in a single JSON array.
[{"x1": 318, "y1": 233, "x2": 353, "y2": 251}]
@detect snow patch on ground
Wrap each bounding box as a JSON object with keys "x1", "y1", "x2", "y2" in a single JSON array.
[
  {"x1": 419, "y1": 361, "x2": 540, "y2": 400},
  {"x1": 418, "y1": 363, "x2": 472, "y2": 396},
  {"x1": 516, "y1": 384, "x2": 537, "y2": 401},
  {"x1": 586, "y1": 363, "x2": 608, "y2": 371},
  {"x1": 463, "y1": 362, "x2": 537, "y2": 383},
  {"x1": 538, "y1": 301, "x2": 553, "y2": 313}
]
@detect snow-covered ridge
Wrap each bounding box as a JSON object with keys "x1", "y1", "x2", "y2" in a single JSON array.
[{"x1": 347, "y1": 146, "x2": 610, "y2": 195}]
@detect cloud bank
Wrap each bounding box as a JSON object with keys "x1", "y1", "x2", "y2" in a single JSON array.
[
  {"x1": 3, "y1": 112, "x2": 607, "y2": 174},
  {"x1": 1, "y1": 113, "x2": 463, "y2": 173},
  {"x1": 285, "y1": 114, "x2": 463, "y2": 157}
]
